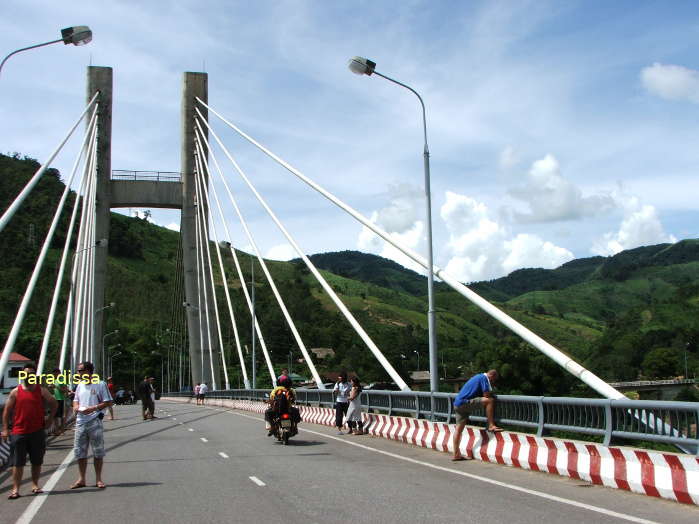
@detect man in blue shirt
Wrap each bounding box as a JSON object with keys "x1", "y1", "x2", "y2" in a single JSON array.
[{"x1": 452, "y1": 369, "x2": 502, "y2": 461}]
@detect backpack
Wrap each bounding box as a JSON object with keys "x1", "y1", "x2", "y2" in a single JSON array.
[{"x1": 272, "y1": 389, "x2": 291, "y2": 414}]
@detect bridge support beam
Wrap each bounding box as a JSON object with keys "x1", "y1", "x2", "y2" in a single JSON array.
[
  {"x1": 87, "y1": 66, "x2": 112, "y2": 375},
  {"x1": 180, "y1": 72, "x2": 222, "y2": 388}
]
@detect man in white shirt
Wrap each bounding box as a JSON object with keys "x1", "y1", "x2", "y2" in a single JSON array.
[
  {"x1": 198, "y1": 382, "x2": 209, "y2": 405},
  {"x1": 70, "y1": 361, "x2": 113, "y2": 490}
]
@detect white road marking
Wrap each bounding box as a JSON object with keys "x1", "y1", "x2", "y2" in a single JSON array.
[
  {"x1": 219, "y1": 452, "x2": 229, "y2": 459},
  {"x1": 228, "y1": 411, "x2": 657, "y2": 524},
  {"x1": 200, "y1": 437, "x2": 208, "y2": 443},
  {"x1": 249, "y1": 476, "x2": 266, "y2": 487},
  {"x1": 173, "y1": 417, "x2": 177, "y2": 420},
  {"x1": 188, "y1": 428, "x2": 194, "y2": 431},
  {"x1": 15, "y1": 450, "x2": 75, "y2": 524}
]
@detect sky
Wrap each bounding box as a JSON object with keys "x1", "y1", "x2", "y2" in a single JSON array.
[{"x1": 1, "y1": 0, "x2": 698, "y2": 283}]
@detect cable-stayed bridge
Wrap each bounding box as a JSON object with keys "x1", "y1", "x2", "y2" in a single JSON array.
[{"x1": 1, "y1": 67, "x2": 698, "y2": 520}]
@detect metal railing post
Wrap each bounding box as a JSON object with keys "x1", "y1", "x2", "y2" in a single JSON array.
[
  {"x1": 536, "y1": 396, "x2": 545, "y2": 437},
  {"x1": 603, "y1": 399, "x2": 613, "y2": 447}
]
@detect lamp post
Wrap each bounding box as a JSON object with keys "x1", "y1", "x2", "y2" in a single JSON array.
[
  {"x1": 106, "y1": 345, "x2": 121, "y2": 377},
  {"x1": 101, "y1": 329, "x2": 119, "y2": 377},
  {"x1": 349, "y1": 56, "x2": 439, "y2": 393},
  {"x1": 0, "y1": 26, "x2": 92, "y2": 78},
  {"x1": 249, "y1": 256, "x2": 256, "y2": 389}
]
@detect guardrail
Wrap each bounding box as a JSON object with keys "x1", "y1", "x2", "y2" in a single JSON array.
[
  {"x1": 166, "y1": 389, "x2": 699, "y2": 454},
  {"x1": 112, "y1": 170, "x2": 181, "y2": 182}
]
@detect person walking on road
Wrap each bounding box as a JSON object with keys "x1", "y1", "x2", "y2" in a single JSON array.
[
  {"x1": 1, "y1": 362, "x2": 57, "y2": 499},
  {"x1": 333, "y1": 373, "x2": 351, "y2": 434},
  {"x1": 452, "y1": 369, "x2": 503, "y2": 461},
  {"x1": 49, "y1": 367, "x2": 68, "y2": 435},
  {"x1": 138, "y1": 376, "x2": 155, "y2": 420},
  {"x1": 198, "y1": 382, "x2": 209, "y2": 405},
  {"x1": 106, "y1": 377, "x2": 116, "y2": 420},
  {"x1": 71, "y1": 361, "x2": 113, "y2": 490},
  {"x1": 346, "y1": 376, "x2": 364, "y2": 435},
  {"x1": 194, "y1": 383, "x2": 201, "y2": 405}
]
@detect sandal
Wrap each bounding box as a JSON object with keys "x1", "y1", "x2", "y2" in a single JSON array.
[
  {"x1": 70, "y1": 481, "x2": 86, "y2": 489},
  {"x1": 32, "y1": 488, "x2": 44, "y2": 494},
  {"x1": 96, "y1": 481, "x2": 106, "y2": 489},
  {"x1": 8, "y1": 491, "x2": 21, "y2": 499},
  {"x1": 488, "y1": 426, "x2": 504, "y2": 432}
]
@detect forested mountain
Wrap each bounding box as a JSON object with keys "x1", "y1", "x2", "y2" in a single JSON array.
[{"x1": 1, "y1": 153, "x2": 697, "y2": 397}]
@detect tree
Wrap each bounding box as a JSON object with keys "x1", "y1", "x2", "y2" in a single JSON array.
[{"x1": 641, "y1": 347, "x2": 679, "y2": 378}]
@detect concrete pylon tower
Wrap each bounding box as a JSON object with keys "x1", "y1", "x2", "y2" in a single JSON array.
[
  {"x1": 180, "y1": 72, "x2": 222, "y2": 388},
  {"x1": 87, "y1": 66, "x2": 112, "y2": 375}
]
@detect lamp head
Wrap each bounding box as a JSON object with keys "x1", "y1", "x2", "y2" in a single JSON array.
[
  {"x1": 61, "y1": 26, "x2": 93, "y2": 46},
  {"x1": 348, "y1": 56, "x2": 376, "y2": 76}
]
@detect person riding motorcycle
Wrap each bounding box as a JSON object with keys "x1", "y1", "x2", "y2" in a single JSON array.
[{"x1": 265, "y1": 376, "x2": 301, "y2": 436}]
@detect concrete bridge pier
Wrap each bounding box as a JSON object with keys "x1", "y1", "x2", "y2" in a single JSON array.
[{"x1": 180, "y1": 72, "x2": 222, "y2": 388}]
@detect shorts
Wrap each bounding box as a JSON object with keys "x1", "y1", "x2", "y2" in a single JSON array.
[
  {"x1": 9, "y1": 430, "x2": 46, "y2": 467},
  {"x1": 454, "y1": 397, "x2": 484, "y2": 424},
  {"x1": 198, "y1": 394, "x2": 205, "y2": 400},
  {"x1": 74, "y1": 417, "x2": 105, "y2": 459}
]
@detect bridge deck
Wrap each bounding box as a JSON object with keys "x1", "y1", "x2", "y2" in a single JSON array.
[{"x1": 2, "y1": 402, "x2": 696, "y2": 523}]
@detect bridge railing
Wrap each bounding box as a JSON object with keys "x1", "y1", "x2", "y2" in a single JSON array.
[
  {"x1": 166, "y1": 389, "x2": 699, "y2": 454},
  {"x1": 111, "y1": 170, "x2": 181, "y2": 182}
]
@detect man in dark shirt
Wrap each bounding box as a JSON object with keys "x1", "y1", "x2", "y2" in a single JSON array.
[{"x1": 137, "y1": 376, "x2": 155, "y2": 420}]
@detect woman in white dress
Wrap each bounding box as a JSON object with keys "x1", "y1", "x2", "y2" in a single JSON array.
[{"x1": 346, "y1": 377, "x2": 364, "y2": 435}]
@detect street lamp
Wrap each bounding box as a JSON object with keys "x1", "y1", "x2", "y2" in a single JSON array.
[
  {"x1": 0, "y1": 26, "x2": 93, "y2": 78},
  {"x1": 349, "y1": 56, "x2": 439, "y2": 393},
  {"x1": 102, "y1": 329, "x2": 119, "y2": 377},
  {"x1": 107, "y1": 345, "x2": 122, "y2": 377}
]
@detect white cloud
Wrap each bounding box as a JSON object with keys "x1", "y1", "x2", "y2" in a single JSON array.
[
  {"x1": 357, "y1": 185, "x2": 427, "y2": 273},
  {"x1": 165, "y1": 222, "x2": 180, "y2": 232},
  {"x1": 499, "y1": 145, "x2": 519, "y2": 169},
  {"x1": 592, "y1": 197, "x2": 677, "y2": 255},
  {"x1": 508, "y1": 154, "x2": 615, "y2": 223},
  {"x1": 641, "y1": 63, "x2": 699, "y2": 103},
  {"x1": 441, "y1": 191, "x2": 573, "y2": 282},
  {"x1": 265, "y1": 243, "x2": 297, "y2": 261}
]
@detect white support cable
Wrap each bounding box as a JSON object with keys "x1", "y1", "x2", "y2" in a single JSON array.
[
  {"x1": 37, "y1": 107, "x2": 99, "y2": 375},
  {"x1": 196, "y1": 109, "x2": 409, "y2": 391},
  {"x1": 193, "y1": 137, "x2": 251, "y2": 388},
  {"x1": 0, "y1": 108, "x2": 98, "y2": 379},
  {"x1": 193, "y1": 152, "x2": 230, "y2": 390},
  {"x1": 0, "y1": 92, "x2": 99, "y2": 235},
  {"x1": 195, "y1": 125, "x2": 325, "y2": 389},
  {"x1": 194, "y1": 138, "x2": 247, "y2": 389},
  {"x1": 74, "y1": 145, "x2": 98, "y2": 364},
  {"x1": 76, "y1": 160, "x2": 96, "y2": 363},
  {"x1": 194, "y1": 205, "x2": 205, "y2": 380},
  {"x1": 199, "y1": 100, "x2": 627, "y2": 399},
  {"x1": 64, "y1": 158, "x2": 97, "y2": 371},
  {"x1": 190, "y1": 124, "x2": 276, "y2": 390},
  {"x1": 193, "y1": 174, "x2": 217, "y2": 389}
]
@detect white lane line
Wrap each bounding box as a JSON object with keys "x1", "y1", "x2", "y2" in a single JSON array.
[
  {"x1": 16, "y1": 450, "x2": 75, "y2": 524},
  {"x1": 229, "y1": 411, "x2": 657, "y2": 524},
  {"x1": 249, "y1": 476, "x2": 266, "y2": 487},
  {"x1": 219, "y1": 452, "x2": 229, "y2": 459},
  {"x1": 188, "y1": 428, "x2": 194, "y2": 431},
  {"x1": 179, "y1": 422, "x2": 184, "y2": 425},
  {"x1": 173, "y1": 417, "x2": 177, "y2": 420},
  {"x1": 200, "y1": 437, "x2": 208, "y2": 443}
]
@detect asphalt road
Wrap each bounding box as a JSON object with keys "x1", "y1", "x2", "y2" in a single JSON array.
[{"x1": 1, "y1": 401, "x2": 697, "y2": 524}]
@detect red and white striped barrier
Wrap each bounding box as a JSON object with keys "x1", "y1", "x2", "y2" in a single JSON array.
[{"x1": 164, "y1": 397, "x2": 699, "y2": 505}]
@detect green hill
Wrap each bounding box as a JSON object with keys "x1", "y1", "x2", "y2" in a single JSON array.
[{"x1": 1, "y1": 153, "x2": 697, "y2": 396}]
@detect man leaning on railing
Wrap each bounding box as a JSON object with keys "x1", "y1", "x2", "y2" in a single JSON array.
[{"x1": 452, "y1": 369, "x2": 503, "y2": 462}]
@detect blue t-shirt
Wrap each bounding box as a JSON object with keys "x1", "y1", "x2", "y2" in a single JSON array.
[{"x1": 454, "y1": 373, "x2": 491, "y2": 407}]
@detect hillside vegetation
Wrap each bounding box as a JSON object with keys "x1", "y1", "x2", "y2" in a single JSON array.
[{"x1": 1, "y1": 153, "x2": 698, "y2": 397}]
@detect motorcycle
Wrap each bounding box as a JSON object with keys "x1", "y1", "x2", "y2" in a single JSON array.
[{"x1": 271, "y1": 410, "x2": 298, "y2": 445}]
